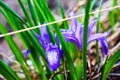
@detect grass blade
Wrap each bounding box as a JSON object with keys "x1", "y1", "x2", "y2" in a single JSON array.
[
  {"x1": 0, "y1": 23, "x2": 32, "y2": 80},
  {"x1": 108, "y1": 0, "x2": 117, "y2": 33},
  {"x1": 58, "y1": 0, "x2": 68, "y2": 29},
  {"x1": 27, "y1": 0, "x2": 38, "y2": 26},
  {"x1": 18, "y1": 0, "x2": 33, "y2": 26},
  {"x1": 0, "y1": 59, "x2": 21, "y2": 80},
  {"x1": 1, "y1": 8, "x2": 49, "y2": 78},
  {"x1": 101, "y1": 49, "x2": 120, "y2": 80},
  {"x1": 29, "y1": 48, "x2": 47, "y2": 80},
  {"x1": 33, "y1": 0, "x2": 44, "y2": 24},
  {"x1": 76, "y1": 61, "x2": 82, "y2": 80},
  {"x1": 89, "y1": 0, "x2": 97, "y2": 12},
  {"x1": 82, "y1": 0, "x2": 90, "y2": 80},
  {"x1": 96, "y1": 0, "x2": 103, "y2": 66},
  {"x1": 0, "y1": 0, "x2": 25, "y2": 24}
]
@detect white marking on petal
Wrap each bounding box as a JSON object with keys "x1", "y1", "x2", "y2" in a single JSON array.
[{"x1": 47, "y1": 51, "x2": 58, "y2": 65}]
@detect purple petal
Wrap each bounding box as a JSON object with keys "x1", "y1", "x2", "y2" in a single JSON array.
[
  {"x1": 88, "y1": 20, "x2": 96, "y2": 37},
  {"x1": 87, "y1": 30, "x2": 110, "y2": 55},
  {"x1": 55, "y1": 36, "x2": 63, "y2": 56},
  {"x1": 24, "y1": 49, "x2": 30, "y2": 58},
  {"x1": 34, "y1": 32, "x2": 46, "y2": 49},
  {"x1": 75, "y1": 25, "x2": 81, "y2": 39},
  {"x1": 46, "y1": 43, "x2": 60, "y2": 71},
  {"x1": 63, "y1": 34, "x2": 82, "y2": 50},
  {"x1": 70, "y1": 12, "x2": 78, "y2": 29},
  {"x1": 41, "y1": 24, "x2": 50, "y2": 43},
  {"x1": 99, "y1": 38, "x2": 108, "y2": 55},
  {"x1": 87, "y1": 30, "x2": 110, "y2": 43},
  {"x1": 75, "y1": 25, "x2": 84, "y2": 49},
  {"x1": 88, "y1": 33, "x2": 104, "y2": 43},
  {"x1": 61, "y1": 25, "x2": 83, "y2": 50}
]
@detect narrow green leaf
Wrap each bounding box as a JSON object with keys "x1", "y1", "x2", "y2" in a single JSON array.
[
  {"x1": 82, "y1": 0, "x2": 90, "y2": 80},
  {"x1": 18, "y1": 0, "x2": 33, "y2": 26},
  {"x1": 33, "y1": 0, "x2": 44, "y2": 24},
  {"x1": 29, "y1": 48, "x2": 47, "y2": 80},
  {"x1": 27, "y1": 0, "x2": 38, "y2": 26},
  {"x1": 58, "y1": 0, "x2": 68, "y2": 29},
  {"x1": 96, "y1": 0, "x2": 103, "y2": 66},
  {"x1": 2, "y1": 10, "x2": 46, "y2": 60},
  {"x1": 17, "y1": 23, "x2": 48, "y2": 80},
  {"x1": 16, "y1": 21, "x2": 51, "y2": 78},
  {"x1": 76, "y1": 61, "x2": 82, "y2": 80},
  {"x1": 0, "y1": 23, "x2": 32, "y2": 80},
  {"x1": 0, "y1": 59, "x2": 21, "y2": 80},
  {"x1": 0, "y1": 0, "x2": 26, "y2": 24},
  {"x1": 0, "y1": 1, "x2": 49, "y2": 79},
  {"x1": 101, "y1": 50, "x2": 120, "y2": 80},
  {"x1": 34, "y1": 0, "x2": 57, "y2": 44},
  {"x1": 89, "y1": 0, "x2": 97, "y2": 12},
  {"x1": 109, "y1": 12, "x2": 115, "y2": 32},
  {"x1": 108, "y1": 0, "x2": 117, "y2": 33}
]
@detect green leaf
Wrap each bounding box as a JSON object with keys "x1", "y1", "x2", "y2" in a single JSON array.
[
  {"x1": 96, "y1": 0, "x2": 103, "y2": 67},
  {"x1": 33, "y1": 0, "x2": 44, "y2": 24},
  {"x1": 0, "y1": 23, "x2": 32, "y2": 80},
  {"x1": 1, "y1": 9, "x2": 46, "y2": 60},
  {"x1": 0, "y1": 59, "x2": 21, "y2": 80},
  {"x1": 0, "y1": 0, "x2": 26, "y2": 24},
  {"x1": 27, "y1": 0, "x2": 38, "y2": 26},
  {"x1": 108, "y1": 11, "x2": 115, "y2": 33},
  {"x1": 18, "y1": 0, "x2": 33, "y2": 27},
  {"x1": 89, "y1": 0, "x2": 97, "y2": 12},
  {"x1": 76, "y1": 60, "x2": 82, "y2": 80},
  {"x1": 29, "y1": 48, "x2": 47, "y2": 80},
  {"x1": 34, "y1": 0, "x2": 57, "y2": 44},
  {"x1": 82, "y1": 0, "x2": 90, "y2": 80},
  {"x1": 101, "y1": 49, "x2": 120, "y2": 80},
  {"x1": 17, "y1": 23, "x2": 48, "y2": 80},
  {"x1": 58, "y1": 0, "x2": 68, "y2": 29}
]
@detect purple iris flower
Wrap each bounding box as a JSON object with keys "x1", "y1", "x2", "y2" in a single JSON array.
[
  {"x1": 24, "y1": 25, "x2": 61, "y2": 71},
  {"x1": 61, "y1": 12, "x2": 110, "y2": 55}
]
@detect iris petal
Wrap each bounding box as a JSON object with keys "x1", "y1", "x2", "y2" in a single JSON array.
[
  {"x1": 99, "y1": 38, "x2": 108, "y2": 55},
  {"x1": 87, "y1": 31, "x2": 110, "y2": 55},
  {"x1": 46, "y1": 43, "x2": 60, "y2": 71},
  {"x1": 88, "y1": 33, "x2": 105, "y2": 43},
  {"x1": 70, "y1": 12, "x2": 78, "y2": 29},
  {"x1": 41, "y1": 24, "x2": 50, "y2": 43},
  {"x1": 88, "y1": 20, "x2": 96, "y2": 37},
  {"x1": 34, "y1": 32, "x2": 46, "y2": 49},
  {"x1": 24, "y1": 49, "x2": 30, "y2": 58},
  {"x1": 63, "y1": 33, "x2": 82, "y2": 50},
  {"x1": 87, "y1": 30, "x2": 110, "y2": 43}
]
